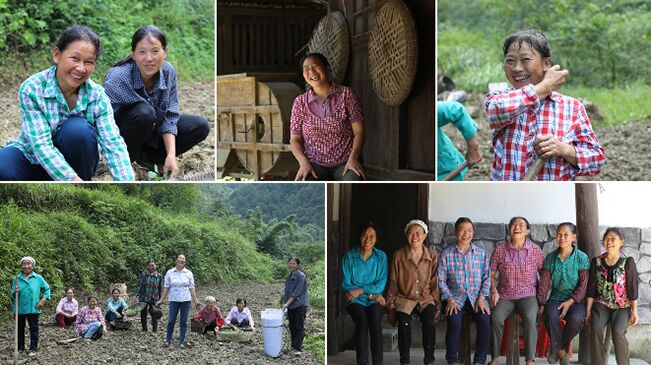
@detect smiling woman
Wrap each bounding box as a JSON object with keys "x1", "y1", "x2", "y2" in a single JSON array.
[{"x1": 0, "y1": 25, "x2": 134, "y2": 181}]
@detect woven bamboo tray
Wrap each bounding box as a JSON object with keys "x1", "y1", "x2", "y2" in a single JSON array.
[{"x1": 307, "y1": 11, "x2": 350, "y2": 84}]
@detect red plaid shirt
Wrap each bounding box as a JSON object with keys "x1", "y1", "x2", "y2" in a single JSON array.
[{"x1": 485, "y1": 85, "x2": 605, "y2": 180}]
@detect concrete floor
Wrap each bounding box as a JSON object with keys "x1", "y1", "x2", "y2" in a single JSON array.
[{"x1": 326, "y1": 349, "x2": 650, "y2": 365}]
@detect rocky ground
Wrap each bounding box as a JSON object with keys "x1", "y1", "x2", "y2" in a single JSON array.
[
  {"x1": 442, "y1": 93, "x2": 651, "y2": 181},
  {"x1": 0, "y1": 81, "x2": 215, "y2": 181},
  {"x1": 0, "y1": 283, "x2": 324, "y2": 365}
]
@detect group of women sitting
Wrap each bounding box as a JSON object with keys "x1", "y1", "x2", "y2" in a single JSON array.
[
  {"x1": 0, "y1": 24, "x2": 209, "y2": 181},
  {"x1": 343, "y1": 218, "x2": 639, "y2": 365}
]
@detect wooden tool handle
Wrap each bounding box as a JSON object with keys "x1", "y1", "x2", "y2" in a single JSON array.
[
  {"x1": 523, "y1": 158, "x2": 546, "y2": 181},
  {"x1": 441, "y1": 161, "x2": 469, "y2": 181}
]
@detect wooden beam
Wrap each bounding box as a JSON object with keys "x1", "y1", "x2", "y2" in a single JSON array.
[{"x1": 575, "y1": 182, "x2": 600, "y2": 364}]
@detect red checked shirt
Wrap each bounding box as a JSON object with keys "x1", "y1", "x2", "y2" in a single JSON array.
[
  {"x1": 490, "y1": 239, "x2": 545, "y2": 300},
  {"x1": 290, "y1": 83, "x2": 363, "y2": 168},
  {"x1": 485, "y1": 85, "x2": 605, "y2": 180}
]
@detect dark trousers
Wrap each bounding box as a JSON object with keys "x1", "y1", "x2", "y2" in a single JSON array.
[
  {"x1": 203, "y1": 319, "x2": 217, "y2": 334},
  {"x1": 105, "y1": 305, "x2": 125, "y2": 322},
  {"x1": 590, "y1": 302, "x2": 631, "y2": 365},
  {"x1": 396, "y1": 304, "x2": 437, "y2": 365},
  {"x1": 445, "y1": 299, "x2": 490, "y2": 365},
  {"x1": 232, "y1": 318, "x2": 250, "y2": 327},
  {"x1": 288, "y1": 306, "x2": 307, "y2": 351},
  {"x1": 114, "y1": 102, "x2": 210, "y2": 164},
  {"x1": 17, "y1": 313, "x2": 39, "y2": 351},
  {"x1": 140, "y1": 302, "x2": 158, "y2": 332},
  {"x1": 0, "y1": 117, "x2": 99, "y2": 181},
  {"x1": 306, "y1": 162, "x2": 363, "y2": 181},
  {"x1": 347, "y1": 303, "x2": 385, "y2": 365},
  {"x1": 543, "y1": 299, "x2": 586, "y2": 354}
]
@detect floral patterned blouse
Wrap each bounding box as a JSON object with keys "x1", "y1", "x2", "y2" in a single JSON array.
[{"x1": 587, "y1": 254, "x2": 638, "y2": 309}]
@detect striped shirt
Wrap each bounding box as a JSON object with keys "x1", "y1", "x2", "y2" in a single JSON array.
[
  {"x1": 104, "y1": 60, "x2": 180, "y2": 136},
  {"x1": 138, "y1": 271, "x2": 163, "y2": 303},
  {"x1": 75, "y1": 305, "x2": 105, "y2": 335},
  {"x1": 490, "y1": 239, "x2": 545, "y2": 300},
  {"x1": 485, "y1": 85, "x2": 605, "y2": 180},
  {"x1": 438, "y1": 243, "x2": 490, "y2": 307},
  {"x1": 5, "y1": 66, "x2": 134, "y2": 181},
  {"x1": 290, "y1": 83, "x2": 363, "y2": 168}
]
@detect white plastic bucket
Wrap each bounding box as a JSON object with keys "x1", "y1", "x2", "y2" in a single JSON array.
[{"x1": 261, "y1": 308, "x2": 285, "y2": 357}]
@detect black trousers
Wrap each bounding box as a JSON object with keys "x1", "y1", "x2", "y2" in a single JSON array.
[
  {"x1": 396, "y1": 304, "x2": 437, "y2": 365},
  {"x1": 114, "y1": 101, "x2": 210, "y2": 164},
  {"x1": 347, "y1": 303, "x2": 384, "y2": 365},
  {"x1": 17, "y1": 313, "x2": 39, "y2": 351},
  {"x1": 140, "y1": 302, "x2": 158, "y2": 332},
  {"x1": 288, "y1": 306, "x2": 307, "y2": 351}
]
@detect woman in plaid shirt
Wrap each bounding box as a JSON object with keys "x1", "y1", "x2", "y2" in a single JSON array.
[
  {"x1": 0, "y1": 25, "x2": 134, "y2": 181},
  {"x1": 485, "y1": 29, "x2": 605, "y2": 181},
  {"x1": 438, "y1": 218, "x2": 490, "y2": 365}
]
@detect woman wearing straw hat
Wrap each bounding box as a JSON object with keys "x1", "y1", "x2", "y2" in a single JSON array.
[
  {"x1": 10, "y1": 256, "x2": 51, "y2": 356},
  {"x1": 387, "y1": 219, "x2": 441, "y2": 365}
]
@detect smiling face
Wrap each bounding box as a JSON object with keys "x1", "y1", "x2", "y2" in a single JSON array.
[
  {"x1": 66, "y1": 289, "x2": 75, "y2": 300},
  {"x1": 287, "y1": 258, "x2": 299, "y2": 272},
  {"x1": 556, "y1": 225, "x2": 576, "y2": 250},
  {"x1": 53, "y1": 40, "x2": 97, "y2": 95},
  {"x1": 21, "y1": 260, "x2": 33, "y2": 276},
  {"x1": 509, "y1": 218, "x2": 529, "y2": 241},
  {"x1": 147, "y1": 261, "x2": 157, "y2": 273},
  {"x1": 603, "y1": 231, "x2": 625, "y2": 254},
  {"x1": 302, "y1": 55, "x2": 329, "y2": 89},
  {"x1": 406, "y1": 224, "x2": 427, "y2": 248},
  {"x1": 503, "y1": 41, "x2": 551, "y2": 89},
  {"x1": 88, "y1": 297, "x2": 97, "y2": 309},
  {"x1": 455, "y1": 222, "x2": 474, "y2": 247},
  {"x1": 112, "y1": 289, "x2": 120, "y2": 300},
  {"x1": 176, "y1": 255, "x2": 186, "y2": 268},
  {"x1": 237, "y1": 302, "x2": 245, "y2": 312},
  {"x1": 360, "y1": 227, "x2": 377, "y2": 250},
  {"x1": 133, "y1": 35, "x2": 167, "y2": 83}
]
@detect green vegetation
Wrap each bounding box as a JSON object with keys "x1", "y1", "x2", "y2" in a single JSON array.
[
  {"x1": 438, "y1": 0, "x2": 651, "y2": 125},
  {"x1": 0, "y1": 184, "x2": 325, "y2": 321},
  {"x1": 304, "y1": 335, "x2": 325, "y2": 362},
  {"x1": 0, "y1": 0, "x2": 214, "y2": 84}
]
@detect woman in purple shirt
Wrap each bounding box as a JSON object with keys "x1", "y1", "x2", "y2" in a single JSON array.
[
  {"x1": 289, "y1": 52, "x2": 365, "y2": 181},
  {"x1": 55, "y1": 288, "x2": 78, "y2": 328},
  {"x1": 489, "y1": 216, "x2": 544, "y2": 365}
]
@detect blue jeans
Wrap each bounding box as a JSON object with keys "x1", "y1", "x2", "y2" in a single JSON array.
[
  {"x1": 84, "y1": 322, "x2": 102, "y2": 339},
  {"x1": 166, "y1": 301, "x2": 191, "y2": 344},
  {"x1": 445, "y1": 299, "x2": 490, "y2": 364},
  {"x1": 0, "y1": 117, "x2": 98, "y2": 181}
]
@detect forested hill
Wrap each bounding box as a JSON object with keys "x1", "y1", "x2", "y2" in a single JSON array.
[{"x1": 203, "y1": 184, "x2": 324, "y2": 228}]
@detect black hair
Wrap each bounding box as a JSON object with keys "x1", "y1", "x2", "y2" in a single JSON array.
[
  {"x1": 503, "y1": 28, "x2": 552, "y2": 60},
  {"x1": 508, "y1": 216, "x2": 530, "y2": 230},
  {"x1": 113, "y1": 25, "x2": 167, "y2": 67},
  {"x1": 300, "y1": 52, "x2": 332, "y2": 86},
  {"x1": 87, "y1": 296, "x2": 98, "y2": 302},
  {"x1": 288, "y1": 256, "x2": 301, "y2": 265},
  {"x1": 603, "y1": 227, "x2": 624, "y2": 241},
  {"x1": 556, "y1": 222, "x2": 577, "y2": 235},
  {"x1": 236, "y1": 298, "x2": 247, "y2": 307},
  {"x1": 111, "y1": 288, "x2": 120, "y2": 294},
  {"x1": 147, "y1": 259, "x2": 156, "y2": 265},
  {"x1": 358, "y1": 221, "x2": 381, "y2": 244},
  {"x1": 66, "y1": 287, "x2": 75, "y2": 294},
  {"x1": 55, "y1": 24, "x2": 103, "y2": 60},
  {"x1": 454, "y1": 217, "x2": 474, "y2": 230}
]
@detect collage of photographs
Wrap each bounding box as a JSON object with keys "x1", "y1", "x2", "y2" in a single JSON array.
[{"x1": 0, "y1": 0, "x2": 649, "y2": 365}]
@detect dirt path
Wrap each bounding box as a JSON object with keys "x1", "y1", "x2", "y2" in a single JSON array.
[
  {"x1": 442, "y1": 95, "x2": 651, "y2": 181},
  {"x1": 0, "y1": 81, "x2": 215, "y2": 181},
  {"x1": 0, "y1": 283, "x2": 324, "y2": 365}
]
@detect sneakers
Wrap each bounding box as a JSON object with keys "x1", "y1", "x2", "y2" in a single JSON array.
[
  {"x1": 547, "y1": 352, "x2": 559, "y2": 364},
  {"x1": 163, "y1": 341, "x2": 171, "y2": 348},
  {"x1": 28, "y1": 351, "x2": 36, "y2": 357},
  {"x1": 179, "y1": 343, "x2": 186, "y2": 349}
]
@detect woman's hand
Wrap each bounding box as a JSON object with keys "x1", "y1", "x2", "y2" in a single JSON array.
[
  {"x1": 345, "y1": 288, "x2": 364, "y2": 302},
  {"x1": 13, "y1": 284, "x2": 19, "y2": 293},
  {"x1": 537, "y1": 306, "x2": 545, "y2": 323},
  {"x1": 163, "y1": 154, "x2": 179, "y2": 178},
  {"x1": 631, "y1": 309, "x2": 639, "y2": 325},
  {"x1": 466, "y1": 135, "x2": 482, "y2": 167},
  {"x1": 557, "y1": 299, "x2": 574, "y2": 320},
  {"x1": 585, "y1": 312, "x2": 591, "y2": 325},
  {"x1": 343, "y1": 158, "x2": 366, "y2": 180},
  {"x1": 534, "y1": 135, "x2": 576, "y2": 161},
  {"x1": 445, "y1": 299, "x2": 461, "y2": 316},
  {"x1": 36, "y1": 298, "x2": 46, "y2": 309},
  {"x1": 155, "y1": 300, "x2": 163, "y2": 307},
  {"x1": 72, "y1": 176, "x2": 83, "y2": 182},
  {"x1": 490, "y1": 290, "x2": 500, "y2": 307},
  {"x1": 475, "y1": 296, "x2": 491, "y2": 315},
  {"x1": 295, "y1": 161, "x2": 317, "y2": 181},
  {"x1": 387, "y1": 309, "x2": 396, "y2": 327},
  {"x1": 535, "y1": 65, "x2": 569, "y2": 99},
  {"x1": 373, "y1": 295, "x2": 386, "y2": 306}
]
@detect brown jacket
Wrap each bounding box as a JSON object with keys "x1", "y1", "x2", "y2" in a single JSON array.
[{"x1": 386, "y1": 245, "x2": 441, "y2": 314}]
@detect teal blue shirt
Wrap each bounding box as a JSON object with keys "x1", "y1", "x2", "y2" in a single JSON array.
[
  {"x1": 106, "y1": 296, "x2": 127, "y2": 314},
  {"x1": 342, "y1": 246, "x2": 388, "y2": 307},
  {"x1": 10, "y1": 272, "x2": 51, "y2": 315},
  {"x1": 437, "y1": 101, "x2": 478, "y2": 181},
  {"x1": 545, "y1": 247, "x2": 590, "y2": 301}
]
